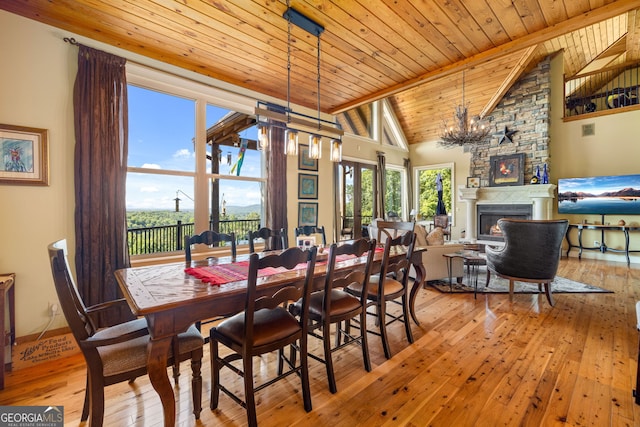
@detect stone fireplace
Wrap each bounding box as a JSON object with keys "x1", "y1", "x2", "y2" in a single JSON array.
[{"x1": 458, "y1": 184, "x2": 556, "y2": 241}]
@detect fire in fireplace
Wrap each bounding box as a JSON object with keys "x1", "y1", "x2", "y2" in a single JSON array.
[{"x1": 477, "y1": 204, "x2": 532, "y2": 241}]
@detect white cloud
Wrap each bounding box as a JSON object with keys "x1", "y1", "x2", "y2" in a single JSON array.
[
  {"x1": 140, "y1": 186, "x2": 160, "y2": 193},
  {"x1": 173, "y1": 149, "x2": 192, "y2": 159},
  {"x1": 141, "y1": 163, "x2": 162, "y2": 169}
]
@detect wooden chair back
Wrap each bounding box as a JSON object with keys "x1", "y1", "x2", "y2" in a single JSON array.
[
  {"x1": 185, "y1": 230, "x2": 237, "y2": 262},
  {"x1": 378, "y1": 229, "x2": 416, "y2": 291},
  {"x1": 370, "y1": 220, "x2": 415, "y2": 243},
  {"x1": 322, "y1": 238, "x2": 376, "y2": 320},
  {"x1": 295, "y1": 225, "x2": 327, "y2": 246},
  {"x1": 247, "y1": 227, "x2": 288, "y2": 253}
]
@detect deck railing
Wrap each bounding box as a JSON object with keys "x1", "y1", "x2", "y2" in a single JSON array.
[{"x1": 127, "y1": 218, "x2": 261, "y2": 255}]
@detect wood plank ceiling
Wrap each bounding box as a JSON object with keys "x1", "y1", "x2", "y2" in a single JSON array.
[{"x1": 2, "y1": 0, "x2": 640, "y2": 145}]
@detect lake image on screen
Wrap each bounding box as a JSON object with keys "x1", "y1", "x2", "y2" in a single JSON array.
[{"x1": 558, "y1": 174, "x2": 640, "y2": 215}]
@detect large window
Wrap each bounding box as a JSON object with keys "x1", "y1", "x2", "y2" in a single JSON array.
[
  {"x1": 126, "y1": 66, "x2": 264, "y2": 256},
  {"x1": 385, "y1": 167, "x2": 404, "y2": 217},
  {"x1": 414, "y1": 164, "x2": 454, "y2": 223}
]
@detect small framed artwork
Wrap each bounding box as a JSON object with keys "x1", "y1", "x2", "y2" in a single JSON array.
[
  {"x1": 0, "y1": 124, "x2": 49, "y2": 186},
  {"x1": 297, "y1": 236, "x2": 316, "y2": 249},
  {"x1": 298, "y1": 144, "x2": 318, "y2": 171},
  {"x1": 298, "y1": 173, "x2": 318, "y2": 199},
  {"x1": 489, "y1": 153, "x2": 525, "y2": 187},
  {"x1": 298, "y1": 202, "x2": 318, "y2": 227},
  {"x1": 467, "y1": 177, "x2": 480, "y2": 188}
]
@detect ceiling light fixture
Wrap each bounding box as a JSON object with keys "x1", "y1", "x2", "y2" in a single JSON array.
[
  {"x1": 255, "y1": 2, "x2": 343, "y2": 161},
  {"x1": 439, "y1": 70, "x2": 491, "y2": 148}
]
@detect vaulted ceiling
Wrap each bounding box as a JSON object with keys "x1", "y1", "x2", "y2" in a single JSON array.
[{"x1": 2, "y1": 0, "x2": 640, "y2": 144}]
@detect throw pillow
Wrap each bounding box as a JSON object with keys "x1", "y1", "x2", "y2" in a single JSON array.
[
  {"x1": 414, "y1": 224, "x2": 428, "y2": 247},
  {"x1": 426, "y1": 227, "x2": 445, "y2": 246}
]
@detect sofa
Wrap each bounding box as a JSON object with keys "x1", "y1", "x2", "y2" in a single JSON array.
[
  {"x1": 369, "y1": 220, "x2": 464, "y2": 283},
  {"x1": 413, "y1": 223, "x2": 464, "y2": 283}
]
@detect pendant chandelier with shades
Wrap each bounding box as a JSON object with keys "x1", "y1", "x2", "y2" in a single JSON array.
[
  {"x1": 439, "y1": 70, "x2": 491, "y2": 147},
  {"x1": 255, "y1": 2, "x2": 343, "y2": 162}
]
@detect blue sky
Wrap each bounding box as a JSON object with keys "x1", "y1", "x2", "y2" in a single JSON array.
[
  {"x1": 127, "y1": 85, "x2": 262, "y2": 210},
  {"x1": 559, "y1": 174, "x2": 640, "y2": 194}
]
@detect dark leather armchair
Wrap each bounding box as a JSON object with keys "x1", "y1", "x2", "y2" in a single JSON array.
[{"x1": 485, "y1": 219, "x2": 569, "y2": 306}]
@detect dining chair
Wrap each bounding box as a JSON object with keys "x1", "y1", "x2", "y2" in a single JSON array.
[
  {"x1": 289, "y1": 238, "x2": 376, "y2": 393},
  {"x1": 48, "y1": 239, "x2": 204, "y2": 427},
  {"x1": 247, "y1": 226, "x2": 288, "y2": 253},
  {"x1": 184, "y1": 230, "x2": 237, "y2": 339},
  {"x1": 485, "y1": 219, "x2": 569, "y2": 306},
  {"x1": 347, "y1": 227, "x2": 416, "y2": 359},
  {"x1": 209, "y1": 246, "x2": 317, "y2": 427},
  {"x1": 295, "y1": 225, "x2": 327, "y2": 246},
  {"x1": 184, "y1": 230, "x2": 236, "y2": 264}
]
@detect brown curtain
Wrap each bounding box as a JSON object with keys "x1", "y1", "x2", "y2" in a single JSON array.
[
  {"x1": 266, "y1": 126, "x2": 288, "y2": 249},
  {"x1": 404, "y1": 157, "x2": 413, "y2": 219},
  {"x1": 73, "y1": 45, "x2": 131, "y2": 325},
  {"x1": 376, "y1": 151, "x2": 386, "y2": 219}
]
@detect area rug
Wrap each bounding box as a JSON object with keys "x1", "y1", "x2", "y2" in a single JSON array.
[{"x1": 428, "y1": 272, "x2": 612, "y2": 294}]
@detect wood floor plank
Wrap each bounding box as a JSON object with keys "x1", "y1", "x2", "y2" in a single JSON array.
[{"x1": 0, "y1": 257, "x2": 639, "y2": 426}]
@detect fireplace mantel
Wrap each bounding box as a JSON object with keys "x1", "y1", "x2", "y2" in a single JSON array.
[{"x1": 458, "y1": 184, "x2": 556, "y2": 241}]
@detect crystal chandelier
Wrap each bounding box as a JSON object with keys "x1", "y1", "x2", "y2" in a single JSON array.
[
  {"x1": 254, "y1": 3, "x2": 343, "y2": 161},
  {"x1": 439, "y1": 71, "x2": 491, "y2": 147}
]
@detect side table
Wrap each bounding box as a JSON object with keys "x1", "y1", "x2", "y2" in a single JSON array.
[
  {"x1": 443, "y1": 252, "x2": 487, "y2": 299},
  {"x1": 0, "y1": 273, "x2": 15, "y2": 390}
]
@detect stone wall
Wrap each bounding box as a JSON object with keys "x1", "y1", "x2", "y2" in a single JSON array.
[{"x1": 468, "y1": 57, "x2": 551, "y2": 186}]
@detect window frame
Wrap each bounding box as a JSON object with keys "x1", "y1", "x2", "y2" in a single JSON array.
[
  {"x1": 413, "y1": 162, "x2": 455, "y2": 227},
  {"x1": 126, "y1": 64, "x2": 265, "y2": 259}
]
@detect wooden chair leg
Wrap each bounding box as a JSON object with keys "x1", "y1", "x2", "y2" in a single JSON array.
[
  {"x1": 299, "y1": 336, "x2": 313, "y2": 412},
  {"x1": 209, "y1": 341, "x2": 220, "y2": 410},
  {"x1": 191, "y1": 350, "x2": 203, "y2": 419},
  {"x1": 402, "y1": 293, "x2": 413, "y2": 344},
  {"x1": 360, "y1": 312, "x2": 371, "y2": 372},
  {"x1": 544, "y1": 282, "x2": 555, "y2": 306},
  {"x1": 89, "y1": 375, "x2": 105, "y2": 427},
  {"x1": 81, "y1": 377, "x2": 90, "y2": 421},
  {"x1": 378, "y1": 300, "x2": 392, "y2": 359},
  {"x1": 243, "y1": 356, "x2": 258, "y2": 427},
  {"x1": 509, "y1": 279, "x2": 515, "y2": 301},
  {"x1": 322, "y1": 321, "x2": 337, "y2": 394}
]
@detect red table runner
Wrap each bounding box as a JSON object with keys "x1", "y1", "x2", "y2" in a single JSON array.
[{"x1": 185, "y1": 253, "x2": 361, "y2": 286}]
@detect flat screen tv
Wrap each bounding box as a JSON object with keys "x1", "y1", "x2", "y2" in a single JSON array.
[{"x1": 557, "y1": 174, "x2": 640, "y2": 215}]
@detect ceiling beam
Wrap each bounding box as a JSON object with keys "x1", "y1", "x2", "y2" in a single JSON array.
[
  {"x1": 331, "y1": 0, "x2": 640, "y2": 114},
  {"x1": 480, "y1": 45, "x2": 539, "y2": 118}
]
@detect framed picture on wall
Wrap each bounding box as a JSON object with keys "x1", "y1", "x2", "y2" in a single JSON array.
[
  {"x1": 0, "y1": 124, "x2": 49, "y2": 186},
  {"x1": 298, "y1": 173, "x2": 318, "y2": 199},
  {"x1": 489, "y1": 153, "x2": 525, "y2": 187},
  {"x1": 298, "y1": 144, "x2": 318, "y2": 171},
  {"x1": 467, "y1": 177, "x2": 480, "y2": 188},
  {"x1": 298, "y1": 202, "x2": 318, "y2": 227}
]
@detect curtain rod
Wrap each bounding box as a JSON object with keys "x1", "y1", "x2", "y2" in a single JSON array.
[{"x1": 63, "y1": 37, "x2": 79, "y2": 46}]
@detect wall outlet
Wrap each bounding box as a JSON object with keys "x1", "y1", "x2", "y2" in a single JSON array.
[{"x1": 49, "y1": 302, "x2": 59, "y2": 316}]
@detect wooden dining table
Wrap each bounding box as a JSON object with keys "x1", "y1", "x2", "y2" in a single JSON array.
[{"x1": 114, "y1": 245, "x2": 425, "y2": 427}]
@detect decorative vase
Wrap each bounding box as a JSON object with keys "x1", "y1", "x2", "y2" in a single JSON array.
[
  {"x1": 531, "y1": 165, "x2": 541, "y2": 184},
  {"x1": 542, "y1": 164, "x2": 549, "y2": 184}
]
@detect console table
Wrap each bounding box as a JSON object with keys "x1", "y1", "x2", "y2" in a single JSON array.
[{"x1": 565, "y1": 224, "x2": 640, "y2": 266}]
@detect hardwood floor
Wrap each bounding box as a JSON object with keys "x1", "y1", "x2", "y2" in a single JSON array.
[{"x1": 2, "y1": 257, "x2": 640, "y2": 426}]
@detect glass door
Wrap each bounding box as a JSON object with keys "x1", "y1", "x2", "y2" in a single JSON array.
[{"x1": 339, "y1": 161, "x2": 376, "y2": 240}]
